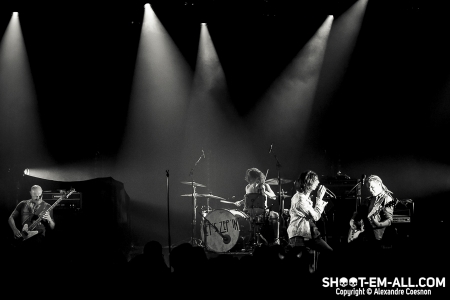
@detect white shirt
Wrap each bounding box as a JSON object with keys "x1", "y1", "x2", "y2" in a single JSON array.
[{"x1": 287, "y1": 191, "x2": 327, "y2": 239}]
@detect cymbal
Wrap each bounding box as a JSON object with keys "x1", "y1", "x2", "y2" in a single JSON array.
[
  {"x1": 180, "y1": 193, "x2": 225, "y2": 200},
  {"x1": 180, "y1": 181, "x2": 206, "y2": 187},
  {"x1": 265, "y1": 178, "x2": 293, "y2": 185},
  {"x1": 200, "y1": 193, "x2": 226, "y2": 200}
]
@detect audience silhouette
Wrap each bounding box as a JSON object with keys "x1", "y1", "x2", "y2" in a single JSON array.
[{"x1": 1, "y1": 234, "x2": 441, "y2": 298}]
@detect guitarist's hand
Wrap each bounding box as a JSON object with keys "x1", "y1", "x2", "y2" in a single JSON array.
[
  {"x1": 13, "y1": 228, "x2": 22, "y2": 238},
  {"x1": 42, "y1": 212, "x2": 52, "y2": 222},
  {"x1": 369, "y1": 215, "x2": 381, "y2": 227}
]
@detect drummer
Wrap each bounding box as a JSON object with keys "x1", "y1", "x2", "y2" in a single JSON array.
[{"x1": 235, "y1": 168, "x2": 279, "y2": 244}]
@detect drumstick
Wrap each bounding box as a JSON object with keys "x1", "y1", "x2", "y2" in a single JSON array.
[
  {"x1": 220, "y1": 200, "x2": 237, "y2": 204},
  {"x1": 220, "y1": 199, "x2": 245, "y2": 206},
  {"x1": 265, "y1": 169, "x2": 269, "y2": 180}
]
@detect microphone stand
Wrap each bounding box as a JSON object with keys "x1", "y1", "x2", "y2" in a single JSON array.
[
  {"x1": 166, "y1": 170, "x2": 171, "y2": 271},
  {"x1": 189, "y1": 152, "x2": 204, "y2": 246},
  {"x1": 270, "y1": 147, "x2": 283, "y2": 245},
  {"x1": 346, "y1": 174, "x2": 364, "y2": 211}
]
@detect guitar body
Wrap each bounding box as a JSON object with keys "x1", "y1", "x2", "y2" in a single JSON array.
[
  {"x1": 347, "y1": 199, "x2": 399, "y2": 243},
  {"x1": 20, "y1": 224, "x2": 39, "y2": 241},
  {"x1": 12, "y1": 215, "x2": 44, "y2": 247}
]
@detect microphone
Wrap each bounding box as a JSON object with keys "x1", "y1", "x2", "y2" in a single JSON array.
[
  {"x1": 269, "y1": 144, "x2": 273, "y2": 153},
  {"x1": 202, "y1": 150, "x2": 205, "y2": 158}
]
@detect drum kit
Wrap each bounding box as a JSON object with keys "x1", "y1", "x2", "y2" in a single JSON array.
[{"x1": 181, "y1": 178, "x2": 293, "y2": 253}]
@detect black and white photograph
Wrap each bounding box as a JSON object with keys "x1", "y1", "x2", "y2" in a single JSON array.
[{"x1": 0, "y1": 0, "x2": 448, "y2": 297}]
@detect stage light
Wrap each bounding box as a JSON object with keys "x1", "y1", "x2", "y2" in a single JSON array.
[
  {"x1": 24, "y1": 169, "x2": 29, "y2": 175},
  {"x1": 12, "y1": 12, "x2": 18, "y2": 17}
]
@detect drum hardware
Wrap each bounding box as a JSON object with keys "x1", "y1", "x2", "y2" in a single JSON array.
[
  {"x1": 268, "y1": 143, "x2": 287, "y2": 245},
  {"x1": 180, "y1": 193, "x2": 225, "y2": 200},
  {"x1": 186, "y1": 149, "x2": 207, "y2": 246},
  {"x1": 200, "y1": 205, "x2": 213, "y2": 218},
  {"x1": 250, "y1": 216, "x2": 268, "y2": 247},
  {"x1": 166, "y1": 170, "x2": 172, "y2": 270},
  {"x1": 265, "y1": 178, "x2": 293, "y2": 185},
  {"x1": 181, "y1": 181, "x2": 206, "y2": 187},
  {"x1": 244, "y1": 193, "x2": 266, "y2": 217},
  {"x1": 277, "y1": 191, "x2": 292, "y2": 198}
]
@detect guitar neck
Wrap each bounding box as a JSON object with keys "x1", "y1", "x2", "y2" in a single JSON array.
[
  {"x1": 369, "y1": 199, "x2": 397, "y2": 219},
  {"x1": 28, "y1": 192, "x2": 73, "y2": 230}
]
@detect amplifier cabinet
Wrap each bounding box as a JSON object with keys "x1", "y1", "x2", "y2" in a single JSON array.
[
  {"x1": 42, "y1": 192, "x2": 82, "y2": 210},
  {"x1": 393, "y1": 215, "x2": 411, "y2": 223}
]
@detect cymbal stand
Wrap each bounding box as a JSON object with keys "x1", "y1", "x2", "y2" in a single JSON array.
[
  {"x1": 250, "y1": 200, "x2": 262, "y2": 247},
  {"x1": 270, "y1": 146, "x2": 283, "y2": 244},
  {"x1": 166, "y1": 170, "x2": 172, "y2": 270},
  {"x1": 189, "y1": 151, "x2": 205, "y2": 246}
]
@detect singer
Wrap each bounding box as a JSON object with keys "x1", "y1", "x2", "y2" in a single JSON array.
[
  {"x1": 287, "y1": 170, "x2": 332, "y2": 273},
  {"x1": 8, "y1": 185, "x2": 55, "y2": 259}
]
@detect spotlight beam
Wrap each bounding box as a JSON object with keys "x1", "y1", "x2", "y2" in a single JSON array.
[
  {"x1": 248, "y1": 16, "x2": 334, "y2": 149},
  {"x1": 0, "y1": 12, "x2": 50, "y2": 171},
  {"x1": 313, "y1": 0, "x2": 369, "y2": 108}
]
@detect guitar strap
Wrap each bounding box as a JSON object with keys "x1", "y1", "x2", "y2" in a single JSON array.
[
  {"x1": 368, "y1": 193, "x2": 386, "y2": 219},
  {"x1": 21, "y1": 201, "x2": 35, "y2": 226}
]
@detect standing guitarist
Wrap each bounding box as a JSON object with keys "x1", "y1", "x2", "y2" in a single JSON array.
[
  {"x1": 349, "y1": 175, "x2": 394, "y2": 251},
  {"x1": 8, "y1": 185, "x2": 55, "y2": 253}
]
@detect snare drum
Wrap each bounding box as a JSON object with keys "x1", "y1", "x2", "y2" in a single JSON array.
[
  {"x1": 201, "y1": 209, "x2": 251, "y2": 252},
  {"x1": 254, "y1": 214, "x2": 266, "y2": 224},
  {"x1": 244, "y1": 193, "x2": 266, "y2": 217}
]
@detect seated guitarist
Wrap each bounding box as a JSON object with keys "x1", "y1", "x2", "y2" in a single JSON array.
[
  {"x1": 8, "y1": 185, "x2": 55, "y2": 253},
  {"x1": 349, "y1": 175, "x2": 394, "y2": 251}
]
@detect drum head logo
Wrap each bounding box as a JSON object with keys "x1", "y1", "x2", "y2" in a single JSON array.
[{"x1": 201, "y1": 209, "x2": 251, "y2": 252}]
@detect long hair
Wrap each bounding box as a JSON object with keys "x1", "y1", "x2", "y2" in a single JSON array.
[
  {"x1": 366, "y1": 175, "x2": 393, "y2": 196},
  {"x1": 245, "y1": 168, "x2": 266, "y2": 184},
  {"x1": 294, "y1": 170, "x2": 318, "y2": 194}
]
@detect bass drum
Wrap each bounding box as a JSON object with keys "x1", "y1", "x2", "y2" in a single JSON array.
[{"x1": 201, "y1": 209, "x2": 251, "y2": 252}]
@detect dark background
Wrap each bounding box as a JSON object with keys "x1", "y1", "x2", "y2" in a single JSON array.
[{"x1": 0, "y1": 0, "x2": 448, "y2": 251}]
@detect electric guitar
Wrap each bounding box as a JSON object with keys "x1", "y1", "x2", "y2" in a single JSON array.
[
  {"x1": 14, "y1": 188, "x2": 76, "y2": 243},
  {"x1": 347, "y1": 198, "x2": 412, "y2": 243}
]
